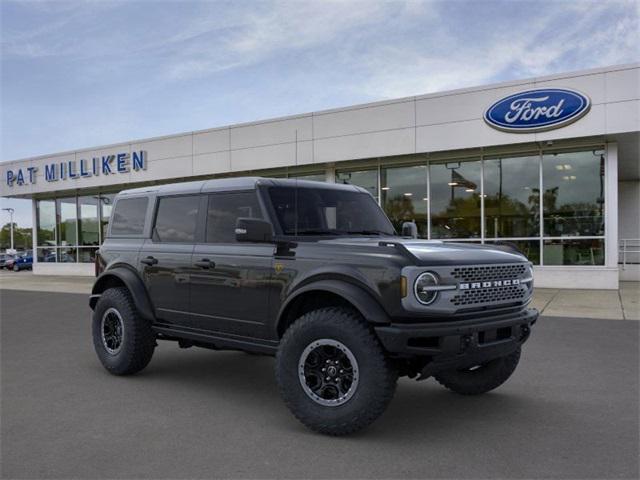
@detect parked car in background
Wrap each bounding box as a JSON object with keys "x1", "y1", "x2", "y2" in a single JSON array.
[
  {"x1": 9, "y1": 251, "x2": 33, "y2": 271},
  {"x1": 0, "y1": 253, "x2": 15, "y2": 269}
]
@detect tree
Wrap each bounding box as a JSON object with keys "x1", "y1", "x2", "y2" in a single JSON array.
[{"x1": 0, "y1": 223, "x2": 32, "y2": 251}]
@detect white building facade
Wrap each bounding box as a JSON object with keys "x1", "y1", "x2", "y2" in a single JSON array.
[{"x1": 1, "y1": 63, "x2": 639, "y2": 289}]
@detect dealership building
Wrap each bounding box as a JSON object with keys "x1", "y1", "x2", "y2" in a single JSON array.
[{"x1": 1, "y1": 63, "x2": 638, "y2": 289}]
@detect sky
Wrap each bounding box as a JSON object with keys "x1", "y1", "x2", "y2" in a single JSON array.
[{"x1": 1, "y1": 0, "x2": 639, "y2": 228}]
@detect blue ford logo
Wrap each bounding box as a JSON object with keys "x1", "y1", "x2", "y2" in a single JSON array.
[{"x1": 484, "y1": 88, "x2": 591, "y2": 133}]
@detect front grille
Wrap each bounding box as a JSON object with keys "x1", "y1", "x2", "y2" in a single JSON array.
[
  {"x1": 451, "y1": 285, "x2": 526, "y2": 306},
  {"x1": 451, "y1": 264, "x2": 527, "y2": 283},
  {"x1": 449, "y1": 263, "x2": 530, "y2": 307}
]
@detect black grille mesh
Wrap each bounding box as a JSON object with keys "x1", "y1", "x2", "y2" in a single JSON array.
[
  {"x1": 451, "y1": 264, "x2": 527, "y2": 283},
  {"x1": 450, "y1": 263, "x2": 529, "y2": 307},
  {"x1": 451, "y1": 285, "x2": 526, "y2": 306}
]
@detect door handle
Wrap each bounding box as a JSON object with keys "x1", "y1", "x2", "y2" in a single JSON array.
[
  {"x1": 194, "y1": 259, "x2": 215, "y2": 269},
  {"x1": 141, "y1": 256, "x2": 158, "y2": 266}
]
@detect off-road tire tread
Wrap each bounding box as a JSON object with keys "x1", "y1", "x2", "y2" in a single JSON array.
[
  {"x1": 276, "y1": 307, "x2": 397, "y2": 436},
  {"x1": 92, "y1": 287, "x2": 155, "y2": 375},
  {"x1": 434, "y1": 348, "x2": 521, "y2": 395}
]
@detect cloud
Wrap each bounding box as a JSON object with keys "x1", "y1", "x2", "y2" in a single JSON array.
[
  {"x1": 163, "y1": 1, "x2": 399, "y2": 80},
  {"x1": 1, "y1": 0, "x2": 638, "y2": 164},
  {"x1": 352, "y1": 0, "x2": 640, "y2": 99}
]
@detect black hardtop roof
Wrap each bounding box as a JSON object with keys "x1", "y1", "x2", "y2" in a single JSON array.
[{"x1": 117, "y1": 177, "x2": 368, "y2": 197}]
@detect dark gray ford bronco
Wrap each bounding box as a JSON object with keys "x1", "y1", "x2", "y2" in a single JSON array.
[{"x1": 90, "y1": 177, "x2": 537, "y2": 435}]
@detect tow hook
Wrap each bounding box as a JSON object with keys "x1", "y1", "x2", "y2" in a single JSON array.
[{"x1": 461, "y1": 334, "x2": 473, "y2": 353}]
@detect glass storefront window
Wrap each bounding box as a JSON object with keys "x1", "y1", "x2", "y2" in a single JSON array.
[
  {"x1": 484, "y1": 155, "x2": 540, "y2": 238},
  {"x1": 336, "y1": 169, "x2": 378, "y2": 200},
  {"x1": 100, "y1": 194, "x2": 115, "y2": 241},
  {"x1": 37, "y1": 247, "x2": 56, "y2": 263},
  {"x1": 430, "y1": 159, "x2": 481, "y2": 238},
  {"x1": 381, "y1": 165, "x2": 428, "y2": 238},
  {"x1": 78, "y1": 196, "x2": 100, "y2": 246},
  {"x1": 542, "y1": 150, "x2": 605, "y2": 237},
  {"x1": 485, "y1": 239, "x2": 541, "y2": 265},
  {"x1": 58, "y1": 246, "x2": 77, "y2": 263},
  {"x1": 77, "y1": 247, "x2": 98, "y2": 263},
  {"x1": 543, "y1": 238, "x2": 604, "y2": 265},
  {"x1": 36, "y1": 200, "x2": 56, "y2": 246},
  {"x1": 29, "y1": 147, "x2": 609, "y2": 269},
  {"x1": 56, "y1": 198, "x2": 77, "y2": 246},
  {"x1": 289, "y1": 172, "x2": 326, "y2": 182}
]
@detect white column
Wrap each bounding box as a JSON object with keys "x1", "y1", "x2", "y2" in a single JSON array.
[
  {"x1": 605, "y1": 142, "x2": 619, "y2": 274},
  {"x1": 325, "y1": 163, "x2": 336, "y2": 183},
  {"x1": 31, "y1": 198, "x2": 38, "y2": 271}
]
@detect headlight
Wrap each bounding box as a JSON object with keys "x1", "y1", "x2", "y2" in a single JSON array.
[{"x1": 414, "y1": 272, "x2": 439, "y2": 305}]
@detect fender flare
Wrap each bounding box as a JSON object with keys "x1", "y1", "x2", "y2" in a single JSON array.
[
  {"x1": 89, "y1": 267, "x2": 155, "y2": 321},
  {"x1": 277, "y1": 279, "x2": 391, "y2": 334}
]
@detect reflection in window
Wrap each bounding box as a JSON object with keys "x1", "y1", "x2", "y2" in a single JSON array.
[
  {"x1": 206, "y1": 192, "x2": 263, "y2": 243},
  {"x1": 78, "y1": 247, "x2": 98, "y2": 263},
  {"x1": 37, "y1": 200, "x2": 56, "y2": 246},
  {"x1": 37, "y1": 247, "x2": 56, "y2": 262},
  {"x1": 484, "y1": 155, "x2": 540, "y2": 238},
  {"x1": 381, "y1": 165, "x2": 428, "y2": 238},
  {"x1": 154, "y1": 195, "x2": 200, "y2": 243},
  {"x1": 100, "y1": 194, "x2": 115, "y2": 242},
  {"x1": 110, "y1": 197, "x2": 148, "y2": 235},
  {"x1": 336, "y1": 170, "x2": 378, "y2": 200},
  {"x1": 543, "y1": 238, "x2": 604, "y2": 265},
  {"x1": 542, "y1": 150, "x2": 605, "y2": 236},
  {"x1": 78, "y1": 196, "x2": 99, "y2": 246},
  {"x1": 268, "y1": 186, "x2": 394, "y2": 236},
  {"x1": 58, "y1": 247, "x2": 77, "y2": 263},
  {"x1": 57, "y1": 198, "x2": 77, "y2": 246},
  {"x1": 430, "y1": 160, "x2": 481, "y2": 238}
]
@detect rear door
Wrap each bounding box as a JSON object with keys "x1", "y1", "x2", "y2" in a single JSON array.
[
  {"x1": 139, "y1": 194, "x2": 201, "y2": 325},
  {"x1": 188, "y1": 191, "x2": 275, "y2": 339}
]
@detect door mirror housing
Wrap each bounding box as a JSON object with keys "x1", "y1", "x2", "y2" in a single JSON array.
[
  {"x1": 401, "y1": 221, "x2": 418, "y2": 239},
  {"x1": 235, "y1": 218, "x2": 273, "y2": 243}
]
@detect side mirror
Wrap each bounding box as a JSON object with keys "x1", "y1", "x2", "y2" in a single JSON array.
[
  {"x1": 235, "y1": 218, "x2": 273, "y2": 243},
  {"x1": 401, "y1": 221, "x2": 418, "y2": 239}
]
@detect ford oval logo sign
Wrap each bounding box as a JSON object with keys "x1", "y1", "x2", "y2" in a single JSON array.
[{"x1": 484, "y1": 88, "x2": 591, "y2": 133}]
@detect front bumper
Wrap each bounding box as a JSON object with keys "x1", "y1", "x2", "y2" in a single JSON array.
[{"x1": 375, "y1": 308, "x2": 538, "y2": 377}]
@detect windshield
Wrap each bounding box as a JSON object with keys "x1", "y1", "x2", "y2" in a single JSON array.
[{"x1": 267, "y1": 186, "x2": 396, "y2": 236}]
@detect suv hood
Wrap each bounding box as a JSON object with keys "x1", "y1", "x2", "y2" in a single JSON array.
[{"x1": 318, "y1": 237, "x2": 528, "y2": 266}]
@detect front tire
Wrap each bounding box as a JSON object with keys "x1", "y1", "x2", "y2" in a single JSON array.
[
  {"x1": 276, "y1": 307, "x2": 397, "y2": 436},
  {"x1": 12, "y1": 264, "x2": 19, "y2": 272},
  {"x1": 92, "y1": 287, "x2": 156, "y2": 375},
  {"x1": 434, "y1": 348, "x2": 521, "y2": 395}
]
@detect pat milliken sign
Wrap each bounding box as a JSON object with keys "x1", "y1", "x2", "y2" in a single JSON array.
[
  {"x1": 484, "y1": 88, "x2": 591, "y2": 133},
  {"x1": 5, "y1": 150, "x2": 147, "y2": 187}
]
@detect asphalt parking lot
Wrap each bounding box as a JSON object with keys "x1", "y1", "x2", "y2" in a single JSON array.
[{"x1": 1, "y1": 289, "x2": 639, "y2": 479}]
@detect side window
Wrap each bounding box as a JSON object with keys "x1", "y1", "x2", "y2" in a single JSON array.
[
  {"x1": 154, "y1": 195, "x2": 200, "y2": 243},
  {"x1": 110, "y1": 197, "x2": 148, "y2": 235},
  {"x1": 206, "y1": 192, "x2": 262, "y2": 243}
]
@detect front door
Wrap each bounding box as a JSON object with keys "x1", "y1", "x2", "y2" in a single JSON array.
[
  {"x1": 188, "y1": 191, "x2": 274, "y2": 339},
  {"x1": 139, "y1": 194, "x2": 201, "y2": 325}
]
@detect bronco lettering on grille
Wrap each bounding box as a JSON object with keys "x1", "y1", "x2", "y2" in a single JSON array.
[{"x1": 459, "y1": 279, "x2": 520, "y2": 290}]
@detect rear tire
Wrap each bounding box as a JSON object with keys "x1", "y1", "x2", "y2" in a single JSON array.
[
  {"x1": 276, "y1": 307, "x2": 397, "y2": 436},
  {"x1": 12, "y1": 264, "x2": 19, "y2": 272},
  {"x1": 92, "y1": 287, "x2": 155, "y2": 375},
  {"x1": 434, "y1": 348, "x2": 521, "y2": 395}
]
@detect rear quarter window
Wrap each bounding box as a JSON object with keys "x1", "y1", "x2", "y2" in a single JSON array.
[
  {"x1": 153, "y1": 195, "x2": 200, "y2": 243},
  {"x1": 109, "y1": 197, "x2": 148, "y2": 236}
]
